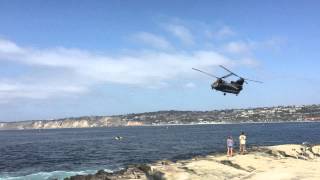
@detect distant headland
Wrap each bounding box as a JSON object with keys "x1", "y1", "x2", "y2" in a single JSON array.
[{"x1": 0, "y1": 104, "x2": 320, "y2": 130}]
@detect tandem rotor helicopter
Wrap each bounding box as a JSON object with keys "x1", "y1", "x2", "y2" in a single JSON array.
[{"x1": 192, "y1": 65, "x2": 263, "y2": 96}]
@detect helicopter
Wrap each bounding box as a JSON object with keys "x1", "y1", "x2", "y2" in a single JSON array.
[{"x1": 192, "y1": 65, "x2": 262, "y2": 96}]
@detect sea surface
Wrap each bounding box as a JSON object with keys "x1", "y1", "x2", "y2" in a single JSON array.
[{"x1": 0, "y1": 122, "x2": 320, "y2": 180}]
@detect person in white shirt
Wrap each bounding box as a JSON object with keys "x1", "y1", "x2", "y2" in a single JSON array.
[{"x1": 239, "y1": 132, "x2": 246, "y2": 154}]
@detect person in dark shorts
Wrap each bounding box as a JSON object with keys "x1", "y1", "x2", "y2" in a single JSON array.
[{"x1": 227, "y1": 136, "x2": 234, "y2": 157}]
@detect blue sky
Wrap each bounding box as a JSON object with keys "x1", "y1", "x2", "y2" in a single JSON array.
[{"x1": 0, "y1": 0, "x2": 320, "y2": 121}]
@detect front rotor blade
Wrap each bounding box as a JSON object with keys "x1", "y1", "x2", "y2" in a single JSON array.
[
  {"x1": 192, "y1": 68, "x2": 219, "y2": 79},
  {"x1": 219, "y1": 65, "x2": 241, "y2": 78}
]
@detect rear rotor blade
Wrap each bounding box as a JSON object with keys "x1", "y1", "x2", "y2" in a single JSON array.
[
  {"x1": 220, "y1": 65, "x2": 263, "y2": 83},
  {"x1": 192, "y1": 68, "x2": 219, "y2": 79},
  {"x1": 244, "y1": 79, "x2": 263, "y2": 83}
]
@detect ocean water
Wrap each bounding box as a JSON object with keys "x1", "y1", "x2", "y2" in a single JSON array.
[{"x1": 0, "y1": 122, "x2": 320, "y2": 180}]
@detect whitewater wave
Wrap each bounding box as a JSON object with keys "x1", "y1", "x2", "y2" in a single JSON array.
[{"x1": 0, "y1": 169, "x2": 113, "y2": 180}]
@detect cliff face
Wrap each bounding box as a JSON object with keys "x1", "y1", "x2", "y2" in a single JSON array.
[
  {"x1": 0, "y1": 117, "x2": 127, "y2": 130},
  {"x1": 1, "y1": 104, "x2": 320, "y2": 130}
]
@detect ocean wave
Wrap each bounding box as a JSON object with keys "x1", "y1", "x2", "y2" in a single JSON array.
[{"x1": 0, "y1": 169, "x2": 113, "y2": 180}]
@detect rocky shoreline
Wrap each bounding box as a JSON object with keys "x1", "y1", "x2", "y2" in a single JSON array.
[{"x1": 64, "y1": 144, "x2": 320, "y2": 180}]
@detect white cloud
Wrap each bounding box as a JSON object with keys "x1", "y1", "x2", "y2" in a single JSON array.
[
  {"x1": 223, "y1": 37, "x2": 286, "y2": 55},
  {"x1": 0, "y1": 38, "x2": 245, "y2": 101},
  {"x1": 263, "y1": 37, "x2": 287, "y2": 51},
  {"x1": 165, "y1": 24, "x2": 194, "y2": 45},
  {"x1": 217, "y1": 26, "x2": 235, "y2": 37},
  {"x1": 0, "y1": 80, "x2": 87, "y2": 101},
  {"x1": 224, "y1": 41, "x2": 252, "y2": 54},
  {"x1": 0, "y1": 39, "x2": 232, "y2": 84},
  {"x1": 238, "y1": 58, "x2": 260, "y2": 67},
  {"x1": 206, "y1": 26, "x2": 236, "y2": 39},
  {"x1": 0, "y1": 39, "x2": 24, "y2": 54},
  {"x1": 0, "y1": 19, "x2": 270, "y2": 102},
  {"x1": 133, "y1": 32, "x2": 172, "y2": 50},
  {"x1": 185, "y1": 82, "x2": 196, "y2": 88}
]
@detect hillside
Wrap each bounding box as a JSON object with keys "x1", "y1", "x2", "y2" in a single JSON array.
[{"x1": 0, "y1": 104, "x2": 320, "y2": 130}]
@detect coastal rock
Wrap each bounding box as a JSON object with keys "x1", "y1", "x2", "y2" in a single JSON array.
[
  {"x1": 64, "y1": 164, "x2": 165, "y2": 180},
  {"x1": 312, "y1": 145, "x2": 320, "y2": 156},
  {"x1": 268, "y1": 144, "x2": 317, "y2": 159},
  {"x1": 66, "y1": 144, "x2": 320, "y2": 180}
]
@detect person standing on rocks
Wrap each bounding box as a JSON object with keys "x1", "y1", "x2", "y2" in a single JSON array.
[
  {"x1": 239, "y1": 132, "x2": 246, "y2": 154},
  {"x1": 227, "y1": 136, "x2": 234, "y2": 157}
]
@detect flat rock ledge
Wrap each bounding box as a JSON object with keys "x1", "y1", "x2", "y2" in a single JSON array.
[{"x1": 65, "y1": 144, "x2": 320, "y2": 180}]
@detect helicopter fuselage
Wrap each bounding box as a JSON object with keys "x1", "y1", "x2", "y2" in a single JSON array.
[
  {"x1": 192, "y1": 66, "x2": 262, "y2": 96},
  {"x1": 211, "y1": 79, "x2": 244, "y2": 95}
]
